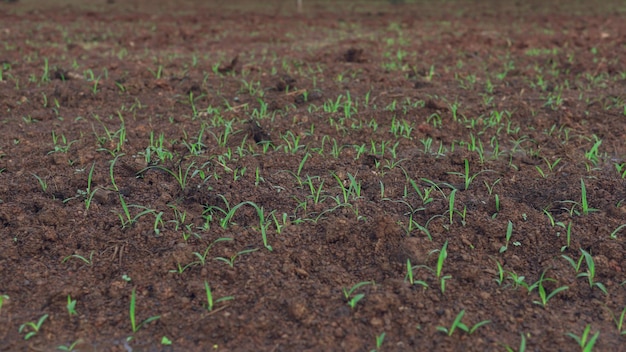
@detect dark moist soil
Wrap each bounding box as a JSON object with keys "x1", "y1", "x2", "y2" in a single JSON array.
[{"x1": 1, "y1": 1, "x2": 626, "y2": 351}]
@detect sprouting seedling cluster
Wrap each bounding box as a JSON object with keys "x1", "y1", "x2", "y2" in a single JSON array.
[{"x1": 4, "y1": 7, "x2": 626, "y2": 351}]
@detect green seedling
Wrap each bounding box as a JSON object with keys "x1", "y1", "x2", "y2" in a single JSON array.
[
  {"x1": 579, "y1": 178, "x2": 597, "y2": 215},
  {"x1": 62, "y1": 251, "x2": 94, "y2": 266},
  {"x1": 116, "y1": 195, "x2": 159, "y2": 229},
  {"x1": 204, "y1": 281, "x2": 234, "y2": 311},
  {"x1": 281, "y1": 131, "x2": 305, "y2": 154},
  {"x1": 492, "y1": 194, "x2": 501, "y2": 218},
  {"x1": 436, "y1": 310, "x2": 491, "y2": 336},
  {"x1": 269, "y1": 212, "x2": 288, "y2": 234},
  {"x1": 584, "y1": 135, "x2": 602, "y2": 165},
  {"x1": 502, "y1": 332, "x2": 527, "y2": 352},
  {"x1": 500, "y1": 220, "x2": 514, "y2": 253},
  {"x1": 57, "y1": 339, "x2": 83, "y2": 351},
  {"x1": 562, "y1": 252, "x2": 585, "y2": 273},
  {"x1": 615, "y1": 162, "x2": 626, "y2": 178},
  {"x1": 604, "y1": 305, "x2": 626, "y2": 335},
  {"x1": 565, "y1": 324, "x2": 599, "y2": 352},
  {"x1": 115, "y1": 81, "x2": 126, "y2": 92},
  {"x1": 419, "y1": 181, "x2": 450, "y2": 200},
  {"x1": 576, "y1": 249, "x2": 607, "y2": 295},
  {"x1": 530, "y1": 270, "x2": 569, "y2": 307},
  {"x1": 191, "y1": 237, "x2": 233, "y2": 267},
  {"x1": 84, "y1": 162, "x2": 97, "y2": 211},
  {"x1": 296, "y1": 152, "x2": 310, "y2": 176},
  {"x1": 66, "y1": 295, "x2": 77, "y2": 317},
  {"x1": 370, "y1": 332, "x2": 385, "y2": 352},
  {"x1": 182, "y1": 124, "x2": 207, "y2": 154},
  {"x1": 342, "y1": 281, "x2": 373, "y2": 309},
  {"x1": 32, "y1": 173, "x2": 48, "y2": 193},
  {"x1": 447, "y1": 189, "x2": 457, "y2": 225},
  {"x1": 152, "y1": 211, "x2": 165, "y2": 235},
  {"x1": 560, "y1": 221, "x2": 572, "y2": 251},
  {"x1": 208, "y1": 120, "x2": 236, "y2": 147},
  {"x1": 167, "y1": 205, "x2": 187, "y2": 231},
  {"x1": 405, "y1": 258, "x2": 428, "y2": 288},
  {"x1": 303, "y1": 175, "x2": 326, "y2": 204},
  {"x1": 610, "y1": 224, "x2": 626, "y2": 239},
  {"x1": 109, "y1": 153, "x2": 123, "y2": 192},
  {"x1": 169, "y1": 261, "x2": 196, "y2": 275},
  {"x1": 506, "y1": 270, "x2": 528, "y2": 290},
  {"x1": 434, "y1": 241, "x2": 452, "y2": 293},
  {"x1": 346, "y1": 294, "x2": 365, "y2": 309},
  {"x1": 535, "y1": 157, "x2": 561, "y2": 178},
  {"x1": 254, "y1": 166, "x2": 265, "y2": 186},
  {"x1": 203, "y1": 195, "x2": 233, "y2": 228},
  {"x1": 0, "y1": 294, "x2": 8, "y2": 313},
  {"x1": 416, "y1": 241, "x2": 453, "y2": 293},
  {"x1": 41, "y1": 57, "x2": 50, "y2": 83},
  {"x1": 395, "y1": 202, "x2": 431, "y2": 240},
  {"x1": 19, "y1": 314, "x2": 48, "y2": 340},
  {"x1": 219, "y1": 201, "x2": 273, "y2": 251},
  {"x1": 493, "y1": 259, "x2": 505, "y2": 286},
  {"x1": 139, "y1": 132, "x2": 174, "y2": 165},
  {"x1": 128, "y1": 288, "x2": 160, "y2": 340},
  {"x1": 543, "y1": 208, "x2": 556, "y2": 227},
  {"x1": 483, "y1": 178, "x2": 501, "y2": 195},
  {"x1": 215, "y1": 248, "x2": 258, "y2": 268},
  {"x1": 331, "y1": 171, "x2": 363, "y2": 205},
  {"x1": 148, "y1": 64, "x2": 163, "y2": 79},
  {"x1": 447, "y1": 159, "x2": 493, "y2": 190},
  {"x1": 399, "y1": 167, "x2": 434, "y2": 205},
  {"x1": 91, "y1": 76, "x2": 101, "y2": 94},
  {"x1": 93, "y1": 114, "x2": 126, "y2": 156},
  {"x1": 161, "y1": 336, "x2": 172, "y2": 345},
  {"x1": 138, "y1": 162, "x2": 196, "y2": 192},
  {"x1": 561, "y1": 179, "x2": 598, "y2": 216}
]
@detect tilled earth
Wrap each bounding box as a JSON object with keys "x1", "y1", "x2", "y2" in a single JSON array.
[{"x1": 1, "y1": 1, "x2": 626, "y2": 351}]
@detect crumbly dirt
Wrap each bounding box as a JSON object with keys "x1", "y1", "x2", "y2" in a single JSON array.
[{"x1": 1, "y1": 0, "x2": 626, "y2": 351}]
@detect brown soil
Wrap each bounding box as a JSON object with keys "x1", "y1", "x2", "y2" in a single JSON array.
[{"x1": 1, "y1": 1, "x2": 626, "y2": 351}]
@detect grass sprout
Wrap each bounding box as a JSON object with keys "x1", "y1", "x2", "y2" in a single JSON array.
[
  {"x1": 561, "y1": 178, "x2": 598, "y2": 216},
  {"x1": 62, "y1": 251, "x2": 94, "y2": 266},
  {"x1": 204, "y1": 281, "x2": 234, "y2": 311},
  {"x1": 370, "y1": 332, "x2": 385, "y2": 352},
  {"x1": 603, "y1": 305, "x2": 626, "y2": 335},
  {"x1": 447, "y1": 159, "x2": 493, "y2": 190},
  {"x1": 66, "y1": 295, "x2": 78, "y2": 317},
  {"x1": 215, "y1": 248, "x2": 258, "y2": 268},
  {"x1": 530, "y1": 269, "x2": 569, "y2": 307},
  {"x1": 343, "y1": 281, "x2": 374, "y2": 309},
  {"x1": 493, "y1": 259, "x2": 505, "y2": 286},
  {"x1": 565, "y1": 324, "x2": 599, "y2": 352},
  {"x1": 191, "y1": 237, "x2": 233, "y2": 267},
  {"x1": 19, "y1": 314, "x2": 48, "y2": 340},
  {"x1": 500, "y1": 220, "x2": 514, "y2": 253},
  {"x1": 56, "y1": 339, "x2": 84, "y2": 352},
  {"x1": 405, "y1": 258, "x2": 428, "y2": 288},
  {"x1": 610, "y1": 224, "x2": 626, "y2": 239},
  {"x1": 414, "y1": 240, "x2": 453, "y2": 293},
  {"x1": 0, "y1": 294, "x2": 8, "y2": 313},
  {"x1": 138, "y1": 162, "x2": 196, "y2": 192},
  {"x1": 32, "y1": 173, "x2": 48, "y2": 193},
  {"x1": 502, "y1": 333, "x2": 527, "y2": 352},
  {"x1": 576, "y1": 249, "x2": 607, "y2": 295},
  {"x1": 220, "y1": 201, "x2": 274, "y2": 251},
  {"x1": 128, "y1": 288, "x2": 160, "y2": 340},
  {"x1": 436, "y1": 310, "x2": 491, "y2": 336}
]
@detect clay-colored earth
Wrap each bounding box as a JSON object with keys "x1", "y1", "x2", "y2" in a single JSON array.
[{"x1": 1, "y1": 0, "x2": 626, "y2": 351}]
